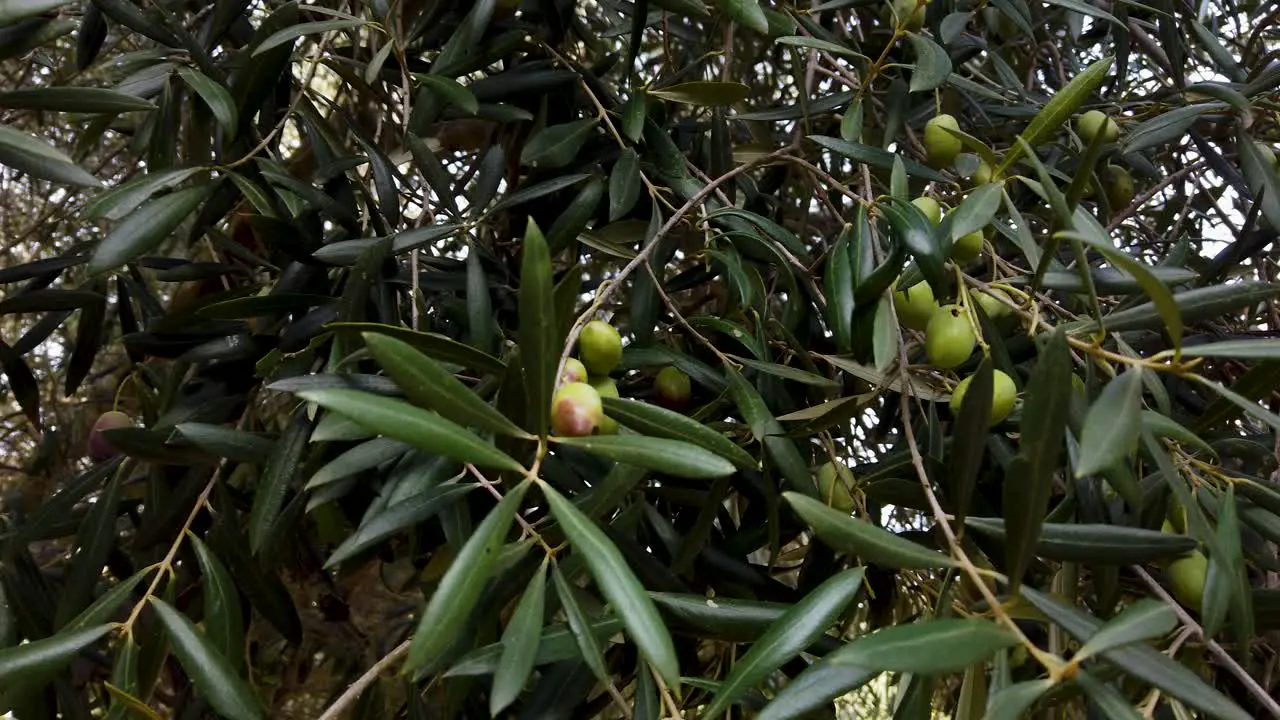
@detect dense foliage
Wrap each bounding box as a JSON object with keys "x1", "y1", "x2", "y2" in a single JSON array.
[{"x1": 1, "y1": 0, "x2": 1279, "y2": 717}]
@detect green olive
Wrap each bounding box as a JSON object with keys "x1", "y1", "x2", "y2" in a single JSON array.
[
  {"x1": 952, "y1": 229, "x2": 984, "y2": 264},
  {"x1": 889, "y1": 0, "x2": 927, "y2": 31},
  {"x1": 560, "y1": 357, "x2": 588, "y2": 386},
  {"x1": 974, "y1": 288, "x2": 1011, "y2": 319},
  {"x1": 579, "y1": 320, "x2": 623, "y2": 375},
  {"x1": 816, "y1": 461, "x2": 855, "y2": 513},
  {"x1": 911, "y1": 196, "x2": 943, "y2": 225},
  {"x1": 589, "y1": 376, "x2": 620, "y2": 434},
  {"x1": 973, "y1": 160, "x2": 994, "y2": 186},
  {"x1": 550, "y1": 382, "x2": 604, "y2": 437},
  {"x1": 949, "y1": 369, "x2": 1016, "y2": 426},
  {"x1": 1103, "y1": 165, "x2": 1135, "y2": 211},
  {"x1": 893, "y1": 281, "x2": 938, "y2": 331},
  {"x1": 1168, "y1": 550, "x2": 1207, "y2": 611},
  {"x1": 654, "y1": 366, "x2": 692, "y2": 409},
  {"x1": 925, "y1": 304, "x2": 977, "y2": 369},
  {"x1": 1077, "y1": 110, "x2": 1119, "y2": 145},
  {"x1": 924, "y1": 114, "x2": 962, "y2": 168}
]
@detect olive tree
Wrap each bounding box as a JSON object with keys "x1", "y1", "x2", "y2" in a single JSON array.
[{"x1": 0, "y1": 0, "x2": 1278, "y2": 717}]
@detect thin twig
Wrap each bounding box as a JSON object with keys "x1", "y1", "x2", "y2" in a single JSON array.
[
  {"x1": 1131, "y1": 565, "x2": 1280, "y2": 719},
  {"x1": 553, "y1": 146, "x2": 796, "y2": 386},
  {"x1": 653, "y1": 665, "x2": 685, "y2": 719},
  {"x1": 315, "y1": 640, "x2": 412, "y2": 720}
]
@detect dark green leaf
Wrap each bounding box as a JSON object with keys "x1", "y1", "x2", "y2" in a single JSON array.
[
  {"x1": 325, "y1": 483, "x2": 476, "y2": 567},
  {"x1": 963, "y1": 517, "x2": 1197, "y2": 564},
  {"x1": 0, "y1": 87, "x2": 154, "y2": 113},
  {"x1": 1005, "y1": 330, "x2": 1071, "y2": 590},
  {"x1": 519, "y1": 218, "x2": 556, "y2": 437},
  {"x1": 248, "y1": 408, "x2": 311, "y2": 554},
  {"x1": 189, "y1": 535, "x2": 244, "y2": 670},
  {"x1": 784, "y1": 492, "x2": 957, "y2": 568},
  {"x1": 649, "y1": 81, "x2": 750, "y2": 106},
  {"x1": 554, "y1": 434, "x2": 734, "y2": 479},
  {"x1": 542, "y1": 482, "x2": 680, "y2": 688},
  {"x1": 405, "y1": 482, "x2": 530, "y2": 673},
  {"x1": 0, "y1": 624, "x2": 113, "y2": 689},
  {"x1": 718, "y1": 0, "x2": 767, "y2": 33},
  {"x1": 329, "y1": 322, "x2": 505, "y2": 374},
  {"x1": 550, "y1": 562, "x2": 609, "y2": 683},
  {"x1": 491, "y1": 559, "x2": 548, "y2": 715},
  {"x1": 253, "y1": 18, "x2": 369, "y2": 56},
  {"x1": 174, "y1": 423, "x2": 275, "y2": 464},
  {"x1": 0, "y1": 125, "x2": 101, "y2": 187},
  {"x1": 601, "y1": 397, "x2": 756, "y2": 471},
  {"x1": 151, "y1": 599, "x2": 264, "y2": 720},
  {"x1": 827, "y1": 618, "x2": 1018, "y2": 674},
  {"x1": 1076, "y1": 599, "x2": 1176, "y2": 660},
  {"x1": 1075, "y1": 369, "x2": 1144, "y2": 477},
  {"x1": 294, "y1": 389, "x2": 524, "y2": 473},
  {"x1": 363, "y1": 333, "x2": 531, "y2": 438},
  {"x1": 89, "y1": 186, "x2": 211, "y2": 275},
  {"x1": 520, "y1": 119, "x2": 598, "y2": 168},
  {"x1": 907, "y1": 34, "x2": 951, "y2": 92},
  {"x1": 176, "y1": 68, "x2": 237, "y2": 138},
  {"x1": 305, "y1": 437, "x2": 408, "y2": 490},
  {"x1": 702, "y1": 568, "x2": 865, "y2": 718},
  {"x1": 997, "y1": 55, "x2": 1112, "y2": 173},
  {"x1": 608, "y1": 148, "x2": 642, "y2": 221}
]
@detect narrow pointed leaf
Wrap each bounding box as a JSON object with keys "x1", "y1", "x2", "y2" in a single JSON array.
[
  {"x1": 963, "y1": 517, "x2": 1197, "y2": 564},
  {"x1": 0, "y1": 125, "x2": 101, "y2": 187},
  {"x1": 1020, "y1": 587, "x2": 1251, "y2": 720},
  {"x1": 253, "y1": 18, "x2": 370, "y2": 56},
  {"x1": 828, "y1": 618, "x2": 1018, "y2": 674},
  {"x1": 542, "y1": 482, "x2": 680, "y2": 688},
  {"x1": 490, "y1": 560, "x2": 548, "y2": 715},
  {"x1": 601, "y1": 397, "x2": 756, "y2": 470},
  {"x1": 519, "y1": 219, "x2": 556, "y2": 437},
  {"x1": 520, "y1": 119, "x2": 598, "y2": 168},
  {"x1": 1075, "y1": 599, "x2": 1176, "y2": 660},
  {"x1": 248, "y1": 409, "x2": 311, "y2": 554},
  {"x1": 174, "y1": 423, "x2": 275, "y2": 464},
  {"x1": 89, "y1": 186, "x2": 211, "y2": 275},
  {"x1": 0, "y1": 624, "x2": 113, "y2": 687},
  {"x1": 986, "y1": 679, "x2": 1055, "y2": 720},
  {"x1": 608, "y1": 148, "x2": 642, "y2": 221},
  {"x1": 997, "y1": 56, "x2": 1113, "y2": 173},
  {"x1": 784, "y1": 492, "x2": 957, "y2": 568},
  {"x1": 406, "y1": 482, "x2": 530, "y2": 672},
  {"x1": 176, "y1": 68, "x2": 237, "y2": 137},
  {"x1": 950, "y1": 357, "x2": 993, "y2": 528},
  {"x1": 553, "y1": 435, "x2": 734, "y2": 479},
  {"x1": 363, "y1": 333, "x2": 530, "y2": 438},
  {"x1": 151, "y1": 600, "x2": 263, "y2": 720},
  {"x1": 295, "y1": 389, "x2": 524, "y2": 472},
  {"x1": 907, "y1": 34, "x2": 951, "y2": 92},
  {"x1": 550, "y1": 563, "x2": 610, "y2": 682},
  {"x1": 325, "y1": 483, "x2": 475, "y2": 567},
  {"x1": 648, "y1": 81, "x2": 750, "y2": 106},
  {"x1": 189, "y1": 535, "x2": 244, "y2": 670},
  {"x1": 0, "y1": 87, "x2": 155, "y2": 112},
  {"x1": 702, "y1": 568, "x2": 865, "y2": 719},
  {"x1": 1075, "y1": 369, "x2": 1144, "y2": 477},
  {"x1": 1005, "y1": 330, "x2": 1072, "y2": 590}
]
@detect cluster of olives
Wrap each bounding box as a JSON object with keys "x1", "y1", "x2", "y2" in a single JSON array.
[
  {"x1": 550, "y1": 320, "x2": 692, "y2": 437},
  {"x1": 893, "y1": 280, "x2": 1018, "y2": 425}
]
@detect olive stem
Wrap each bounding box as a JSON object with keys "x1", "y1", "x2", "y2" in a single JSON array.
[{"x1": 1132, "y1": 565, "x2": 1280, "y2": 719}]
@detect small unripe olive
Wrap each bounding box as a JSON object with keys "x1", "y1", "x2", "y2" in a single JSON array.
[
  {"x1": 589, "y1": 377, "x2": 620, "y2": 434},
  {"x1": 560, "y1": 357, "x2": 588, "y2": 386},
  {"x1": 1168, "y1": 550, "x2": 1207, "y2": 611},
  {"x1": 654, "y1": 366, "x2": 692, "y2": 409},
  {"x1": 952, "y1": 229, "x2": 984, "y2": 264},
  {"x1": 1102, "y1": 165, "x2": 1135, "y2": 211},
  {"x1": 550, "y1": 382, "x2": 604, "y2": 437},
  {"x1": 924, "y1": 114, "x2": 962, "y2": 169},
  {"x1": 893, "y1": 281, "x2": 938, "y2": 331},
  {"x1": 911, "y1": 196, "x2": 943, "y2": 225},
  {"x1": 974, "y1": 288, "x2": 1011, "y2": 319},
  {"x1": 925, "y1": 304, "x2": 976, "y2": 369},
  {"x1": 949, "y1": 369, "x2": 1016, "y2": 426},
  {"x1": 88, "y1": 410, "x2": 132, "y2": 461},
  {"x1": 889, "y1": 0, "x2": 927, "y2": 31},
  {"x1": 816, "y1": 461, "x2": 855, "y2": 513},
  {"x1": 579, "y1": 320, "x2": 623, "y2": 375},
  {"x1": 1077, "y1": 110, "x2": 1119, "y2": 145},
  {"x1": 973, "y1": 160, "x2": 994, "y2": 186}
]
